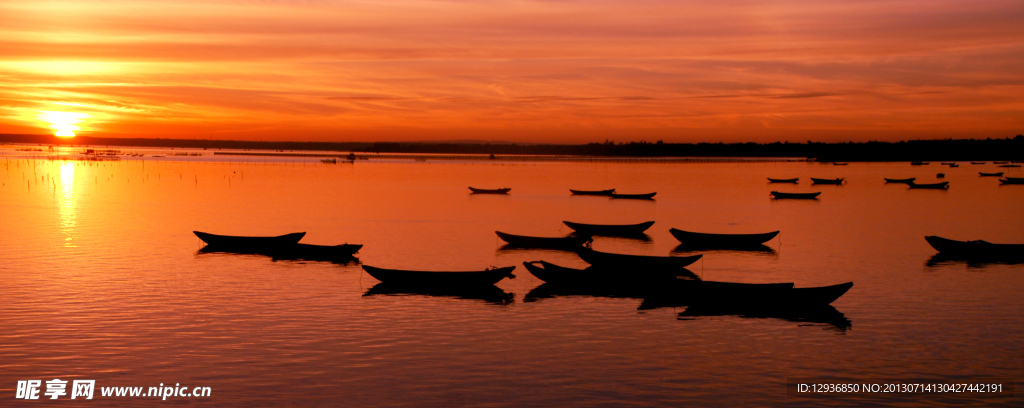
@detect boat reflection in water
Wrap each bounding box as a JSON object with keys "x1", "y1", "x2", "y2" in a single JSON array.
[
  {"x1": 676, "y1": 304, "x2": 852, "y2": 332},
  {"x1": 925, "y1": 253, "x2": 1024, "y2": 268},
  {"x1": 671, "y1": 244, "x2": 777, "y2": 257},
  {"x1": 363, "y1": 283, "x2": 514, "y2": 305},
  {"x1": 196, "y1": 245, "x2": 361, "y2": 265}
]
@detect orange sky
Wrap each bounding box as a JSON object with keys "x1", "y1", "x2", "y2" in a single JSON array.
[{"x1": 1, "y1": 0, "x2": 1022, "y2": 143}]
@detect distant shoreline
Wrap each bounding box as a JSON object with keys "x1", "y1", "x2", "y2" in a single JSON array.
[{"x1": 1, "y1": 133, "x2": 1021, "y2": 162}]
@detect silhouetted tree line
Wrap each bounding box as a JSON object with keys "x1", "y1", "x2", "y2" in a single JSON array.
[{"x1": 2, "y1": 133, "x2": 1021, "y2": 161}]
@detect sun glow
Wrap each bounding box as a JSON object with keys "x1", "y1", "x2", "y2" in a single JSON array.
[{"x1": 38, "y1": 111, "x2": 89, "y2": 137}]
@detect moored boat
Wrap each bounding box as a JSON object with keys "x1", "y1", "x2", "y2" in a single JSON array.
[
  {"x1": 576, "y1": 247, "x2": 702, "y2": 269},
  {"x1": 999, "y1": 178, "x2": 1024, "y2": 185},
  {"x1": 609, "y1": 192, "x2": 657, "y2": 199},
  {"x1": 643, "y1": 280, "x2": 852, "y2": 308},
  {"x1": 770, "y1": 191, "x2": 821, "y2": 199},
  {"x1": 811, "y1": 177, "x2": 844, "y2": 185},
  {"x1": 361, "y1": 265, "x2": 516, "y2": 286},
  {"x1": 767, "y1": 178, "x2": 798, "y2": 183},
  {"x1": 563, "y1": 221, "x2": 654, "y2": 235},
  {"x1": 193, "y1": 231, "x2": 305, "y2": 252},
  {"x1": 971, "y1": 162, "x2": 986, "y2": 164},
  {"x1": 907, "y1": 181, "x2": 949, "y2": 189},
  {"x1": 832, "y1": 162, "x2": 848, "y2": 165},
  {"x1": 925, "y1": 236, "x2": 1024, "y2": 258},
  {"x1": 884, "y1": 177, "x2": 915, "y2": 184},
  {"x1": 669, "y1": 228, "x2": 779, "y2": 247},
  {"x1": 570, "y1": 189, "x2": 615, "y2": 196},
  {"x1": 911, "y1": 161, "x2": 928, "y2": 165},
  {"x1": 495, "y1": 231, "x2": 591, "y2": 249},
  {"x1": 269, "y1": 243, "x2": 362, "y2": 261},
  {"x1": 469, "y1": 187, "x2": 511, "y2": 194},
  {"x1": 993, "y1": 161, "x2": 1008, "y2": 164},
  {"x1": 979, "y1": 172, "x2": 1003, "y2": 177}
]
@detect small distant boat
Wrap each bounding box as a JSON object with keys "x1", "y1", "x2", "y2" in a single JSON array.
[
  {"x1": 767, "y1": 178, "x2": 798, "y2": 183},
  {"x1": 270, "y1": 243, "x2": 362, "y2": 261},
  {"x1": 911, "y1": 161, "x2": 928, "y2": 165},
  {"x1": 832, "y1": 162, "x2": 848, "y2": 166},
  {"x1": 999, "y1": 178, "x2": 1024, "y2": 185},
  {"x1": 998, "y1": 164, "x2": 1021, "y2": 168},
  {"x1": 321, "y1": 158, "x2": 338, "y2": 164},
  {"x1": 993, "y1": 161, "x2": 1008, "y2": 164},
  {"x1": 908, "y1": 181, "x2": 949, "y2": 189},
  {"x1": 971, "y1": 162, "x2": 986, "y2": 164},
  {"x1": 469, "y1": 187, "x2": 511, "y2": 194},
  {"x1": 811, "y1": 177, "x2": 844, "y2": 185},
  {"x1": 770, "y1": 191, "x2": 820, "y2": 199},
  {"x1": 925, "y1": 236, "x2": 1024, "y2": 258},
  {"x1": 669, "y1": 228, "x2": 779, "y2": 247},
  {"x1": 947, "y1": 163, "x2": 959, "y2": 167},
  {"x1": 361, "y1": 265, "x2": 516, "y2": 286},
  {"x1": 936, "y1": 173, "x2": 945, "y2": 178},
  {"x1": 563, "y1": 221, "x2": 654, "y2": 235},
  {"x1": 609, "y1": 192, "x2": 656, "y2": 199},
  {"x1": 884, "y1": 177, "x2": 916, "y2": 184},
  {"x1": 193, "y1": 231, "x2": 305, "y2": 251},
  {"x1": 495, "y1": 231, "x2": 591, "y2": 249},
  {"x1": 979, "y1": 172, "x2": 1003, "y2": 177},
  {"x1": 570, "y1": 189, "x2": 615, "y2": 196},
  {"x1": 576, "y1": 247, "x2": 702, "y2": 269},
  {"x1": 941, "y1": 162, "x2": 955, "y2": 165}
]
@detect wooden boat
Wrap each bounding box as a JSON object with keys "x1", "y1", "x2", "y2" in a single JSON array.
[
  {"x1": 495, "y1": 231, "x2": 591, "y2": 249},
  {"x1": 563, "y1": 221, "x2": 654, "y2": 235},
  {"x1": 570, "y1": 189, "x2": 615, "y2": 196},
  {"x1": 884, "y1": 177, "x2": 915, "y2": 184},
  {"x1": 998, "y1": 164, "x2": 1021, "y2": 168},
  {"x1": 361, "y1": 265, "x2": 516, "y2": 286},
  {"x1": 193, "y1": 231, "x2": 305, "y2": 251},
  {"x1": 907, "y1": 181, "x2": 949, "y2": 189},
  {"x1": 767, "y1": 178, "x2": 798, "y2": 183},
  {"x1": 811, "y1": 177, "x2": 844, "y2": 185},
  {"x1": 669, "y1": 228, "x2": 779, "y2": 247},
  {"x1": 999, "y1": 178, "x2": 1024, "y2": 185},
  {"x1": 770, "y1": 191, "x2": 820, "y2": 199},
  {"x1": 269, "y1": 243, "x2": 362, "y2": 261},
  {"x1": 971, "y1": 162, "x2": 986, "y2": 164},
  {"x1": 609, "y1": 192, "x2": 656, "y2": 199},
  {"x1": 911, "y1": 161, "x2": 928, "y2": 165},
  {"x1": 979, "y1": 172, "x2": 1003, "y2": 177},
  {"x1": 643, "y1": 280, "x2": 852, "y2": 308},
  {"x1": 993, "y1": 161, "x2": 1008, "y2": 164},
  {"x1": 925, "y1": 236, "x2": 1024, "y2": 258},
  {"x1": 469, "y1": 187, "x2": 510, "y2": 194},
  {"x1": 576, "y1": 247, "x2": 702, "y2": 269}
]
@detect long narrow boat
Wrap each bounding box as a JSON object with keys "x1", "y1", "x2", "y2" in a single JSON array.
[
  {"x1": 999, "y1": 178, "x2": 1024, "y2": 185},
  {"x1": 469, "y1": 187, "x2": 511, "y2": 194},
  {"x1": 767, "y1": 178, "x2": 798, "y2": 183},
  {"x1": 570, "y1": 189, "x2": 615, "y2": 196},
  {"x1": 269, "y1": 243, "x2": 362, "y2": 261},
  {"x1": 522, "y1": 261, "x2": 696, "y2": 286},
  {"x1": 495, "y1": 231, "x2": 591, "y2": 249},
  {"x1": 669, "y1": 228, "x2": 779, "y2": 247},
  {"x1": 811, "y1": 177, "x2": 844, "y2": 185},
  {"x1": 193, "y1": 231, "x2": 305, "y2": 251},
  {"x1": 832, "y1": 162, "x2": 848, "y2": 165},
  {"x1": 925, "y1": 236, "x2": 1024, "y2": 258},
  {"x1": 576, "y1": 247, "x2": 702, "y2": 269},
  {"x1": 653, "y1": 280, "x2": 851, "y2": 308},
  {"x1": 361, "y1": 265, "x2": 516, "y2": 286},
  {"x1": 884, "y1": 177, "x2": 916, "y2": 184},
  {"x1": 979, "y1": 172, "x2": 1003, "y2": 177},
  {"x1": 563, "y1": 221, "x2": 654, "y2": 235},
  {"x1": 609, "y1": 192, "x2": 656, "y2": 199},
  {"x1": 907, "y1": 181, "x2": 949, "y2": 189},
  {"x1": 993, "y1": 161, "x2": 1008, "y2": 164},
  {"x1": 770, "y1": 191, "x2": 821, "y2": 199},
  {"x1": 910, "y1": 161, "x2": 928, "y2": 165},
  {"x1": 941, "y1": 162, "x2": 955, "y2": 165}
]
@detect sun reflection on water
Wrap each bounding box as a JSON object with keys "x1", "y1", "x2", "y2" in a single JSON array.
[{"x1": 58, "y1": 161, "x2": 77, "y2": 246}]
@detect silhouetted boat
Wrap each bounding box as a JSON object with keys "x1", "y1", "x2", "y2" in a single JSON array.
[
  {"x1": 570, "y1": 189, "x2": 615, "y2": 196},
  {"x1": 495, "y1": 231, "x2": 591, "y2": 249},
  {"x1": 811, "y1": 177, "x2": 844, "y2": 185},
  {"x1": 767, "y1": 178, "x2": 798, "y2": 183},
  {"x1": 925, "y1": 236, "x2": 1024, "y2": 258},
  {"x1": 770, "y1": 191, "x2": 820, "y2": 199},
  {"x1": 644, "y1": 280, "x2": 852, "y2": 308},
  {"x1": 993, "y1": 161, "x2": 1008, "y2": 164},
  {"x1": 576, "y1": 247, "x2": 702, "y2": 269},
  {"x1": 193, "y1": 231, "x2": 305, "y2": 252},
  {"x1": 522, "y1": 260, "x2": 685, "y2": 285},
  {"x1": 609, "y1": 192, "x2": 656, "y2": 199},
  {"x1": 936, "y1": 173, "x2": 945, "y2": 178},
  {"x1": 363, "y1": 282, "x2": 514, "y2": 304},
  {"x1": 563, "y1": 221, "x2": 655, "y2": 235},
  {"x1": 911, "y1": 161, "x2": 928, "y2": 165},
  {"x1": 361, "y1": 265, "x2": 516, "y2": 286},
  {"x1": 908, "y1": 181, "x2": 949, "y2": 189},
  {"x1": 948, "y1": 163, "x2": 959, "y2": 167},
  {"x1": 884, "y1": 177, "x2": 916, "y2": 184},
  {"x1": 269, "y1": 243, "x2": 362, "y2": 262},
  {"x1": 669, "y1": 228, "x2": 779, "y2": 247},
  {"x1": 832, "y1": 162, "x2": 848, "y2": 165},
  {"x1": 979, "y1": 172, "x2": 1003, "y2": 177},
  {"x1": 971, "y1": 162, "x2": 986, "y2": 164},
  {"x1": 1000, "y1": 177, "x2": 1024, "y2": 185},
  {"x1": 941, "y1": 162, "x2": 955, "y2": 165},
  {"x1": 469, "y1": 187, "x2": 510, "y2": 194}
]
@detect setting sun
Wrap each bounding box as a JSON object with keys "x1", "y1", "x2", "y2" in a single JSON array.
[{"x1": 37, "y1": 111, "x2": 88, "y2": 137}]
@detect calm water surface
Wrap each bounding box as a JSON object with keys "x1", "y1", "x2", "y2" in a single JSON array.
[{"x1": 1, "y1": 148, "x2": 1022, "y2": 406}]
